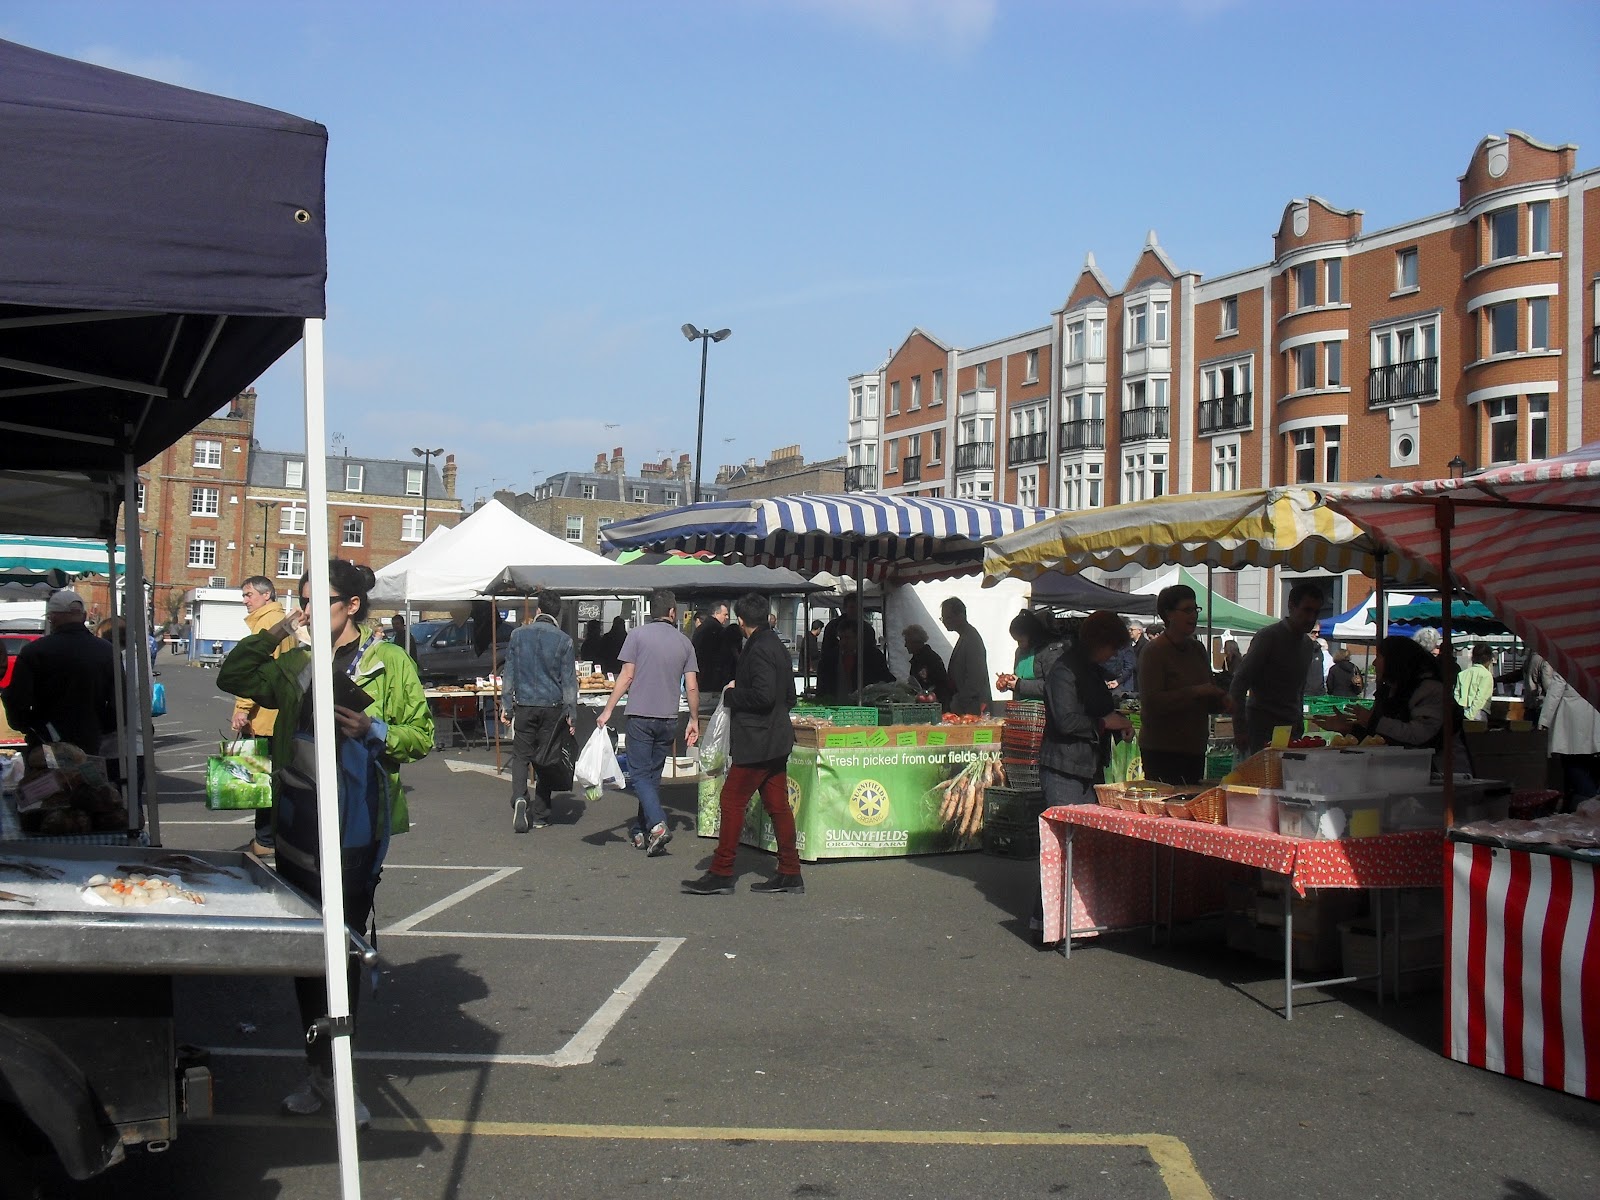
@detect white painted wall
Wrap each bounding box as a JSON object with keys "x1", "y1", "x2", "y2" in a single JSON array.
[{"x1": 883, "y1": 575, "x2": 1033, "y2": 684}]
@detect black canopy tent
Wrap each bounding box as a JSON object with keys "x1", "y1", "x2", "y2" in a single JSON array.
[
  {"x1": 485, "y1": 562, "x2": 827, "y2": 600},
  {"x1": 0, "y1": 40, "x2": 373, "y2": 1182}
]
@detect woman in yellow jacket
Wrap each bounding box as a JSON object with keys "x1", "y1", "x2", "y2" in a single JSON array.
[
  {"x1": 231, "y1": 576, "x2": 300, "y2": 857},
  {"x1": 219, "y1": 559, "x2": 432, "y2": 1127}
]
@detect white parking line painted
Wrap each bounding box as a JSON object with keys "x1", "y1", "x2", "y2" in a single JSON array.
[
  {"x1": 443, "y1": 759, "x2": 509, "y2": 779},
  {"x1": 383, "y1": 866, "x2": 522, "y2": 933}
]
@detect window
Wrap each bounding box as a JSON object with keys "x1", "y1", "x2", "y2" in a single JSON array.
[
  {"x1": 1121, "y1": 451, "x2": 1166, "y2": 502},
  {"x1": 401, "y1": 513, "x2": 424, "y2": 542},
  {"x1": 1088, "y1": 318, "x2": 1106, "y2": 359},
  {"x1": 1025, "y1": 350, "x2": 1039, "y2": 383},
  {"x1": 885, "y1": 438, "x2": 899, "y2": 473},
  {"x1": 889, "y1": 381, "x2": 900, "y2": 413},
  {"x1": 285, "y1": 459, "x2": 304, "y2": 488},
  {"x1": 341, "y1": 517, "x2": 364, "y2": 546},
  {"x1": 344, "y1": 464, "x2": 364, "y2": 492},
  {"x1": 1212, "y1": 440, "x2": 1239, "y2": 491},
  {"x1": 1293, "y1": 345, "x2": 1317, "y2": 391},
  {"x1": 910, "y1": 375, "x2": 921, "y2": 410},
  {"x1": 1292, "y1": 429, "x2": 1316, "y2": 483},
  {"x1": 1488, "y1": 398, "x2": 1518, "y2": 463},
  {"x1": 1530, "y1": 201, "x2": 1551, "y2": 254},
  {"x1": 850, "y1": 386, "x2": 864, "y2": 419},
  {"x1": 565, "y1": 515, "x2": 584, "y2": 543},
  {"x1": 1529, "y1": 297, "x2": 1550, "y2": 350},
  {"x1": 280, "y1": 506, "x2": 307, "y2": 534},
  {"x1": 193, "y1": 439, "x2": 222, "y2": 468},
  {"x1": 136, "y1": 482, "x2": 146, "y2": 513},
  {"x1": 1486, "y1": 303, "x2": 1518, "y2": 356},
  {"x1": 907, "y1": 433, "x2": 922, "y2": 458},
  {"x1": 1129, "y1": 303, "x2": 1148, "y2": 346},
  {"x1": 1154, "y1": 301, "x2": 1169, "y2": 342},
  {"x1": 190, "y1": 486, "x2": 220, "y2": 516},
  {"x1": 1530, "y1": 395, "x2": 1550, "y2": 460},
  {"x1": 405, "y1": 467, "x2": 424, "y2": 496},
  {"x1": 1017, "y1": 469, "x2": 1039, "y2": 508},
  {"x1": 1396, "y1": 247, "x2": 1419, "y2": 291},
  {"x1": 1060, "y1": 460, "x2": 1103, "y2": 510},
  {"x1": 1127, "y1": 380, "x2": 1146, "y2": 409},
  {"x1": 187, "y1": 538, "x2": 217, "y2": 568},
  {"x1": 975, "y1": 363, "x2": 988, "y2": 388},
  {"x1": 1489, "y1": 207, "x2": 1518, "y2": 261},
  {"x1": 1067, "y1": 322, "x2": 1084, "y2": 363},
  {"x1": 631, "y1": 487, "x2": 647, "y2": 503},
  {"x1": 1326, "y1": 342, "x2": 1343, "y2": 388},
  {"x1": 1220, "y1": 296, "x2": 1238, "y2": 333},
  {"x1": 1294, "y1": 263, "x2": 1317, "y2": 309},
  {"x1": 582, "y1": 483, "x2": 596, "y2": 500},
  {"x1": 1326, "y1": 259, "x2": 1343, "y2": 304},
  {"x1": 664, "y1": 489, "x2": 679, "y2": 505},
  {"x1": 1202, "y1": 361, "x2": 1251, "y2": 401},
  {"x1": 276, "y1": 546, "x2": 305, "y2": 578},
  {"x1": 1324, "y1": 427, "x2": 1342, "y2": 482},
  {"x1": 932, "y1": 369, "x2": 945, "y2": 404}
]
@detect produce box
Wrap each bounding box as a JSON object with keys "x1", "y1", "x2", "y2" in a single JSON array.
[
  {"x1": 1360, "y1": 747, "x2": 1433, "y2": 791},
  {"x1": 1462, "y1": 728, "x2": 1552, "y2": 790}
]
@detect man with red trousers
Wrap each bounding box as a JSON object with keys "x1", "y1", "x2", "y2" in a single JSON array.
[{"x1": 682, "y1": 592, "x2": 804, "y2": 896}]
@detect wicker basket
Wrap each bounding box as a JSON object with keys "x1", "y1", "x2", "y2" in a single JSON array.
[
  {"x1": 1094, "y1": 782, "x2": 1125, "y2": 807},
  {"x1": 1221, "y1": 747, "x2": 1283, "y2": 790},
  {"x1": 1167, "y1": 786, "x2": 1226, "y2": 824}
]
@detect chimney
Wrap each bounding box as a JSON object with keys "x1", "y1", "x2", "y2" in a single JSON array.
[
  {"x1": 677, "y1": 453, "x2": 691, "y2": 480},
  {"x1": 441, "y1": 454, "x2": 458, "y2": 498},
  {"x1": 595, "y1": 452, "x2": 609, "y2": 475},
  {"x1": 611, "y1": 446, "x2": 625, "y2": 476}
]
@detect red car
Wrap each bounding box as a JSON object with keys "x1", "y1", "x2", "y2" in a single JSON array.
[{"x1": 0, "y1": 630, "x2": 40, "y2": 691}]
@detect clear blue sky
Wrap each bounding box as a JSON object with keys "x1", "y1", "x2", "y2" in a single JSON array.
[{"x1": 6, "y1": 1, "x2": 1598, "y2": 505}]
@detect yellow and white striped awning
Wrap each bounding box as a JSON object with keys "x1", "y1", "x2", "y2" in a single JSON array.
[{"x1": 982, "y1": 486, "x2": 1435, "y2": 584}]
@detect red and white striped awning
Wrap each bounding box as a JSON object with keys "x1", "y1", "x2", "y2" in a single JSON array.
[{"x1": 1324, "y1": 444, "x2": 1600, "y2": 708}]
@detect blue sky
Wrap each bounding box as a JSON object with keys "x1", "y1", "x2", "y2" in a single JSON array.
[{"x1": 5, "y1": 1, "x2": 1598, "y2": 505}]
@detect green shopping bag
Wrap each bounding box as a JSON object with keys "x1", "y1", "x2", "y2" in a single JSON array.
[{"x1": 205, "y1": 736, "x2": 274, "y2": 810}]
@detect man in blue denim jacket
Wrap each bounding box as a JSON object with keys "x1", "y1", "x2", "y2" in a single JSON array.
[{"x1": 501, "y1": 590, "x2": 578, "y2": 832}]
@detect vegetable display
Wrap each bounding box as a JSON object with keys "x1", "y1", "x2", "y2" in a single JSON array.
[{"x1": 935, "y1": 751, "x2": 1006, "y2": 840}]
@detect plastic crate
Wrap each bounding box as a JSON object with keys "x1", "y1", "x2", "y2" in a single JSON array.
[
  {"x1": 792, "y1": 704, "x2": 880, "y2": 727},
  {"x1": 1003, "y1": 762, "x2": 1041, "y2": 791},
  {"x1": 984, "y1": 786, "x2": 1048, "y2": 825},
  {"x1": 982, "y1": 815, "x2": 1041, "y2": 859},
  {"x1": 1203, "y1": 748, "x2": 1235, "y2": 781},
  {"x1": 876, "y1": 702, "x2": 941, "y2": 726}
]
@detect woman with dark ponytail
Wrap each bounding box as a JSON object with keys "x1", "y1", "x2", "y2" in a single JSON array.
[{"x1": 219, "y1": 559, "x2": 433, "y2": 1127}]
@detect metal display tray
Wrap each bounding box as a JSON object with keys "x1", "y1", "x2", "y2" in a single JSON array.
[{"x1": 0, "y1": 845, "x2": 338, "y2": 976}]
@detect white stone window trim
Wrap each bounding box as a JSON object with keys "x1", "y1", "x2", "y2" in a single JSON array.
[
  {"x1": 1275, "y1": 242, "x2": 1352, "y2": 273},
  {"x1": 1277, "y1": 302, "x2": 1351, "y2": 325},
  {"x1": 1277, "y1": 328, "x2": 1350, "y2": 354},
  {"x1": 1276, "y1": 413, "x2": 1350, "y2": 436},
  {"x1": 1280, "y1": 386, "x2": 1351, "y2": 404},
  {"x1": 1465, "y1": 381, "x2": 1561, "y2": 406},
  {"x1": 1464, "y1": 349, "x2": 1562, "y2": 372},
  {"x1": 1463, "y1": 252, "x2": 1563, "y2": 282},
  {"x1": 1465, "y1": 282, "x2": 1560, "y2": 313},
  {"x1": 1462, "y1": 181, "x2": 1564, "y2": 224}
]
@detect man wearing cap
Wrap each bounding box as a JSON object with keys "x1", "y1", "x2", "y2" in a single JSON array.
[{"x1": 2, "y1": 588, "x2": 117, "y2": 755}]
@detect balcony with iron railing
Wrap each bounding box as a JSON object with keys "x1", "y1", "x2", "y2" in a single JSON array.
[
  {"x1": 1367, "y1": 356, "x2": 1439, "y2": 406},
  {"x1": 901, "y1": 455, "x2": 922, "y2": 484},
  {"x1": 1007, "y1": 431, "x2": 1049, "y2": 465},
  {"x1": 1197, "y1": 393, "x2": 1252, "y2": 435},
  {"x1": 1119, "y1": 406, "x2": 1170, "y2": 443},
  {"x1": 1059, "y1": 418, "x2": 1105, "y2": 452},
  {"x1": 844, "y1": 464, "x2": 877, "y2": 492},
  {"x1": 954, "y1": 441, "x2": 994, "y2": 473}
]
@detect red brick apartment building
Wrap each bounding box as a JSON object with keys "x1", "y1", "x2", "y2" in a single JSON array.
[{"x1": 849, "y1": 131, "x2": 1600, "y2": 543}]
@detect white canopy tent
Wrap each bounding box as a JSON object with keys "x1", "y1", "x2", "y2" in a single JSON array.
[{"x1": 370, "y1": 498, "x2": 613, "y2": 607}]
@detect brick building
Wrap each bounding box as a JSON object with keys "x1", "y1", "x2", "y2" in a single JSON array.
[
  {"x1": 243, "y1": 449, "x2": 460, "y2": 586},
  {"x1": 848, "y1": 130, "x2": 1600, "y2": 609},
  {"x1": 500, "y1": 448, "x2": 727, "y2": 552},
  {"x1": 715, "y1": 445, "x2": 846, "y2": 499}
]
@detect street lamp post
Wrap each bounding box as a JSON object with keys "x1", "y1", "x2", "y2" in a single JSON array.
[
  {"x1": 681, "y1": 324, "x2": 731, "y2": 504},
  {"x1": 412, "y1": 447, "x2": 444, "y2": 538},
  {"x1": 254, "y1": 500, "x2": 279, "y2": 576}
]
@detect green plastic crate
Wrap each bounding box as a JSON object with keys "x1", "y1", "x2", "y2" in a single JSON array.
[{"x1": 876, "y1": 702, "x2": 941, "y2": 726}]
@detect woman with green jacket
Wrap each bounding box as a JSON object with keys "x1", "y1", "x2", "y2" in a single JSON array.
[{"x1": 218, "y1": 559, "x2": 432, "y2": 1127}]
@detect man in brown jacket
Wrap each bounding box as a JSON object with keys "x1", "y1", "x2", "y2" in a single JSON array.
[{"x1": 231, "y1": 577, "x2": 299, "y2": 857}]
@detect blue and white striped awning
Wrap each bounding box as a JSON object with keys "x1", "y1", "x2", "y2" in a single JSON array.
[{"x1": 599, "y1": 494, "x2": 1055, "y2": 582}]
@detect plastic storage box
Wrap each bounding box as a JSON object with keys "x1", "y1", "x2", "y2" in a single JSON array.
[
  {"x1": 1360, "y1": 747, "x2": 1433, "y2": 791},
  {"x1": 1277, "y1": 791, "x2": 1385, "y2": 840},
  {"x1": 1385, "y1": 781, "x2": 1512, "y2": 831},
  {"x1": 1281, "y1": 749, "x2": 1371, "y2": 795},
  {"x1": 1224, "y1": 785, "x2": 1281, "y2": 833}
]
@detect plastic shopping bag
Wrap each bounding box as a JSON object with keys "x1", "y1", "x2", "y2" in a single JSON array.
[
  {"x1": 205, "y1": 736, "x2": 273, "y2": 810},
  {"x1": 698, "y1": 700, "x2": 731, "y2": 777},
  {"x1": 151, "y1": 681, "x2": 167, "y2": 716},
  {"x1": 573, "y1": 726, "x2": 625, "y2": 802}
]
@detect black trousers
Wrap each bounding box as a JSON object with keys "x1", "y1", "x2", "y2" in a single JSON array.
[
  {"x1": 276, "y1": 851, "x2": 377, "y2": 1073},
  {"x1": 511, "y1": 704, "x2": 566, "y2": 821}
]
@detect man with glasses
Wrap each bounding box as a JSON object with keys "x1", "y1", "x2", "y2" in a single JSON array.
[{"x1": 1229, "y1": 581, "x2": 1325, "y2": 755}]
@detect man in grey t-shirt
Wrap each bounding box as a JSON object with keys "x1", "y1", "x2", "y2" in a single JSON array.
[
  {"x1": 597, "y1": 589, "x2": 700, "y2": 856},
  {"x1": 1229, "y1": 582, "x2": 1324, "y2": 755}
]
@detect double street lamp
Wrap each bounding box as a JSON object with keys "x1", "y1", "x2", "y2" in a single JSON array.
[
  {"x1": 412, "y1": 447, "x2": 444, "y2": 538},
  {"x1": 681, "y1": 324, "x2": 731, "y2": 504}
]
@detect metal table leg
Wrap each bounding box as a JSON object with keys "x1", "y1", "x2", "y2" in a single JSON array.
[
  {"x1": 1283, "y1": 882, "x2": 1294, "y2": 1021},
  {"x1": 1063, "y1": 829, "x2": 1075, "y2": 960}
]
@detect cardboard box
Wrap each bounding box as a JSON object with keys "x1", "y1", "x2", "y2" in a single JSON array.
[{"x1": 1463, "y1": 728, "x2": 1551, "y2": 791}]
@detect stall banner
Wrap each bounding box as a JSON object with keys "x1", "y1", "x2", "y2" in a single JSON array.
[
  {"x1": 698, "y1": 743, "x2": 998, "y2": 861},
  {"x1": 1447, "y1": 840, "x2": 1599, "y2": 1101}
]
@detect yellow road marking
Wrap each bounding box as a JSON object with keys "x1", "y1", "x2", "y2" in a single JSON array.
[{"x1": 209, "y1": 1118, "x2": 1213, "y2": 1199}]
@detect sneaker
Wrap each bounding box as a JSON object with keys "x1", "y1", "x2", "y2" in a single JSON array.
[
  {"x1": 281, "y1": 1067, "x2": 370, "y2": 1129},
  {"x1": 681, "y1": 872, "x2": 735, "y2": 895},
  {"x1": 247, "y1": 840, "x2": 275, "y2": 860},
  {"x1": 530, "y1": 817, "x2": 551, "y2": 830},
  {"x1": 645, "y1": 822, "x2": 671, "y2": 857},
  {"x1": 629, "y1": 829, "x2": 646, "y2": 849},
  {"x1": 749, "y1": 873, "x2": 805, "y2": 895},
  {"x1": 512, "y1": 796, "x2": 530, "y2": 834}
]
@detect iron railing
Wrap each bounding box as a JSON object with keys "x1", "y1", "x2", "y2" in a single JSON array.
[
  {"x1": 901, "y1": 455, "x2": 922, "y2": 484},
  {"x1": 1367, "y1": 356, "x2": 1439, "y2": 405},
  {"x1": 1119, "y1": 406, "x2": 1170, "y2": 442},
  {"x1": 844, "y1": 464, "x2": 877, "y2": 492},
  {"x1": 954, "y1": 441, "x2": 994, "y2": 472},
  {"x1": 1007, "y1": 432, "x2": 1049, "y2": 465},
  {"x1": 1059, "y1": 418, "x2": 1105, "y2": 452},
  {"x1": 1198, "y1": 393, "x2": 1252, "y2": 434}
]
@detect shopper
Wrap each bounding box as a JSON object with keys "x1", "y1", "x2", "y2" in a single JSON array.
[
  {"x1": 940, "y1": 596, "x2": 992, "y2": 716},
  {"x1": 1537, "y1": 667, "x2": 1600, "y2": 807},
  {"x1": 2, "y1": 587, "x2": 116, "y2": 755},
  {"x1": 1325, "y1": 645, "x2": 1364, "y2": 698},
  {"x1": 596, "y1": 588, "x2": 700, "y2": 855},
  {"x1": 1320, "y1": 634, "x2": 1469, "y2": 774},
  {"x1": 218, "y1": 559, "x2": 433, "y2": 1128},
  {"x1": 501, "y1": 589, "x2": 578, "y2": 832},
  {"x1": 683, "y1": 593, "x2": 803, "y2": 896},
  {"x1": 691, "y1": 600, "x2": 741, "y2": 697},
  {"x1": 1455, "y1": 643, "x2": 1495, "y2": 722},
  {"x1": 1228, "y1": 582, "x2": 1324, "y2": 755},
  {"x1": 1137, "y1": 584, "x2": 1232, "y2": 785},
  {"x1": 901, "y1": 624, "x2": 953, "y2": 709},
  {"x1": 818, "y1": 595, "x2": 879, "y2": 703},
  {"x1": 230, "y1": 576, "x2": 300, "y2": 858}
]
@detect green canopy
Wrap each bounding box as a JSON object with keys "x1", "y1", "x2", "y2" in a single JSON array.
[
  {"x1": 0, "y1": 534, "x2": 125, "y2": 576},
  {"x1": 1175, "y1": 567, "x2": 1278, "y2": 634},
  {"x1": 1376, "y1": 598, "x2": 1506, "y2": 635}
]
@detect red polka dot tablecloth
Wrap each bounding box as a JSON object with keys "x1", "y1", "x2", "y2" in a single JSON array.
[{"x1": 1038, "y1": 804, "x2": 1445, "y2": 945}]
